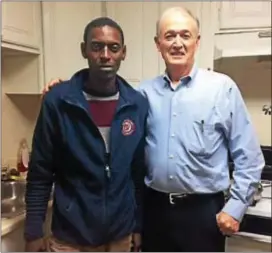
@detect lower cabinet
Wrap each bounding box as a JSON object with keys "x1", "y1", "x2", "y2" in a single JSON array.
[
  {"x1": 1, "y1": 206, "x2": 52, "y2": 252},
  {"x1": 1, "y1": 219, "x2": 25, "y2": 252}
]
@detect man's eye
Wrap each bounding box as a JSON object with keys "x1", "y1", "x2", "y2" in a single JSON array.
[
  {"x1": 182, "y1": 34, "x2": 191, "y2": 39},
  {"x1": 165, "y1": 35, "x2": 175, "y2": 40},
  {"x1": 91, "y1": 43, "x2": 103, "y2": 51},
  {"x1": 109, "y1": 44, "x2": 121, "y2": 53}
]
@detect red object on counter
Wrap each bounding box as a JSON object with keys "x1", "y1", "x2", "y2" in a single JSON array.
[
  {"x1": 17, "y1": 161, "x2": 28, "y2": 172},
  {"x1": 17, "y1": 138, "x2": 29, "y2": 173}
]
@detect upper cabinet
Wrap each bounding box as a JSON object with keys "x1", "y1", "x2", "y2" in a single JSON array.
[
  {"x1": 217, "y1": 1, "x2": 271, "y2": 31},
  {"x1": 2, "y1": 2, "x2": 43, "y2": 94},
  {"x1": 213, "y1": 1, "x2": 271, "y2": 60},
  {"x1": 2, "y1": 2, "x2": 102, "y2": 94},
  {"x1": 3, "y1": 2, "x2": 269, "y2": 94},
  {"x1": 1, "y1": 2, "x2": 42, "y2": 53},
  {"x1": 105, "y1": 2, "x2": 159, "y2": 87},
  {"x1": 105, "y1": 2, "x2": 214, "y2": 86},
  {"x1": 42, "y1": 2, "x2": 102, "y2": 84}
]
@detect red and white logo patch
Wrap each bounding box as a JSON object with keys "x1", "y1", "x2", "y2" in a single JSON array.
[{"x1": 122, "y1": 119, "x2": 135, "y2": 136}]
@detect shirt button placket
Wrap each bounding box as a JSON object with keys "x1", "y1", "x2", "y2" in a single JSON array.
[{"x1": 168, "y1": 94, "x2": 177, "y2": 182}]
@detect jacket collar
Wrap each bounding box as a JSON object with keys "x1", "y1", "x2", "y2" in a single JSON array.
[{"x1": 60, "y1": 68, "x2": 139, "y2": 109}]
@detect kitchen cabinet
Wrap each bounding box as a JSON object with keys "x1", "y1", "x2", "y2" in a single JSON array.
[
  {"x1": 3, "y1": 2, "x2": 102, "y2": 94},
  {"x1": 2, "y1": 2, "x2": 43, "y2": 94},
  {"x1": 42, "y1": 2, "x2": 102, "y2": 84},
  {"x1": 2, "y1": 49, "x2": 43, "y2": 94},
  {"x1": 1, "y1": 219, "x2": 25, "y2": 252},
  {"x1": 217, "y1": 1, "x2": 271, "y2": 32},
  {"x1": 1, "y1": 2, "x2": 42, "y2": 53},
  {"x1": 105, "y1": 2, "x2": 159, "y2": 87},
  {"x1": 212, "y1": 1, "x2": 271, "y2": 61},
  {"x1": 105, "y1": 2, "x2": 215, "y2": 87},
  {"x1": 1, "y1": 205, "x2": 52, "y2": 252}
]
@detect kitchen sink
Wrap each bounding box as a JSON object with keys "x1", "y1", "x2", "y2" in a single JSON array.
[
  {"x1": 1, "y1": 180, "x2": 26, "y2": 218},
  {"x1": 1, "y1": 180, "x2": 54, "y2": 219}
]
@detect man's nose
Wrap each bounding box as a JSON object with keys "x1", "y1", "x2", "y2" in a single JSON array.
[
  {"x1": 173, "y1": 35, "x2": 183, "y2": 47},
  {"x1": 100, "y1": 46, "x2": 110, "y2": 60}
]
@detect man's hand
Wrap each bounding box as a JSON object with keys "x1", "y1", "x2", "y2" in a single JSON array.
[
  {"x1": 42, "y1": 78, "x2": 63, "y2": 95},
  {"x1": 131, "y1": 233, "x2": 141, "y2": 252},
  {"x1": 216, "y1": 211, "x2": 240, "y2": 235},
  {"x1": 25, "y1": 238, "x2": 47, "y2": 252}
]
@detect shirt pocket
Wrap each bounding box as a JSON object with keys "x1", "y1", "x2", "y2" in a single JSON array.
[{"x1": 185, "y1": 105, "x2": 221, "y2": 157}]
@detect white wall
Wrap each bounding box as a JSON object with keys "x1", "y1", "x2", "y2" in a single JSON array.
[{"x1": 214, "y1": 57, "x2": 271, "y2": 146}]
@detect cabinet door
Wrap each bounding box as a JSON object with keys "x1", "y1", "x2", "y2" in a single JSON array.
[
  {"x1": 1, "y1": 219, "x2": 25, "y2": 252},
  {"x1": 218, "y1": 1, "x2": 271, "y2": 30},
  {"x1": 42, "y1": 2, "x2": 102, "y2": 84},
  {"x1": 2, "y1": 2, "x2": 42, "y2": 50},
  {"x1": 106, "y1": 2, "x2": 159, "y2": 87},
  {"x1": 105, "y1": 2, "x2": 214, "y2": 84}
]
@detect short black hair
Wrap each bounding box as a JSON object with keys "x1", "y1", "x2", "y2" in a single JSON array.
[{"x1": 83, "y1": 17, "x2": 124, "y2": 45}]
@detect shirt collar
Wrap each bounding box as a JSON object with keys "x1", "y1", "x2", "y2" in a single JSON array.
[{"x1": 162, "y1": 63, "x2": 198, "y2": 89}]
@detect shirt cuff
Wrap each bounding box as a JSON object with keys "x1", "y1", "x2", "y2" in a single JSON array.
[{"x1": 222, "y1": 197, "x2": 248, "y2": 222}]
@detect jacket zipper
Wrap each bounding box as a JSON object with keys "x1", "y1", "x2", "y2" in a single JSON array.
[
  {"x1": 65, "y1": 99, "x2": 131, "y2": 241},
  {"x1": 65, "y1": 100, "x2": 110, "y2": 238}
]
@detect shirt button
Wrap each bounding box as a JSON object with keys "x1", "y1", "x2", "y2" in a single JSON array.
[
  {"x1": 169, "y1": 154, "x2": 174, "y2": 159},
  {"x1": 171, "y1": 134, "x2": 175, "y2": 137},
  {"x1": 169, "y1": 175, "x2": 174, "y2": 180},
  {"x1": 173, "y1": 113, "x2": 177, "y2": 117}
]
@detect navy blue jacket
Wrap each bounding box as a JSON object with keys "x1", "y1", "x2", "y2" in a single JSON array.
[{"x1": 25, "y1": 69, "x2": 148, "y2": 246}]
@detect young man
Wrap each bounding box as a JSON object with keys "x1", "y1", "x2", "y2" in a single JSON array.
[{"x1": 24, "y1": 17, "x2": 148, "y2": 252}]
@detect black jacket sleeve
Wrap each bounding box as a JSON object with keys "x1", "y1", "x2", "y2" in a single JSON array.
[
  {"x1": 24, "y1": 95, "x2": 57, "y2": 241},
  {"x1": 131, "y1": 107, "x2": 148, "y2": 234}
]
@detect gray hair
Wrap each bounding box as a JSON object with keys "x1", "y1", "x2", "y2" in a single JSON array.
[{"x1": 156, "y1": 7, "x2": 200, "y2": 36}]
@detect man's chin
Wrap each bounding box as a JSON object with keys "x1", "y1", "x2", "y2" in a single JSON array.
[
  {"x1": 167, "y1": 60, "x2": 187, "y2": 67},
  {"x1": 98, "y1": 71, "x2": 117, "y2": 80}
]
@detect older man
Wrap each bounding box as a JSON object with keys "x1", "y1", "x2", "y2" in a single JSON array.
[
  {"x1": 43, "y1": 7, "x2": 264, "y2": 252},
  {"x1": 138, "y1": 7, "x2": 264, "y2": 252}
]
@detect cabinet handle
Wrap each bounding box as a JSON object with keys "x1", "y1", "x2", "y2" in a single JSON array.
[{"x1": 258, "y1": 30, "x2": 271, "y2": 38}]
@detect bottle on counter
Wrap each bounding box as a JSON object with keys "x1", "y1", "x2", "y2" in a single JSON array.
[{"x1": 17, "y1": 138, "x2": 30, "y2": 178}]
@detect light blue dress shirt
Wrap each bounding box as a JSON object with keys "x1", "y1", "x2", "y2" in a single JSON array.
[{"x1": 137, "y1": 65, "x2": 265, "y2": 222}]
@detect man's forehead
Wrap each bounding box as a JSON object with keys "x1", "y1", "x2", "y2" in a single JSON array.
[
  {"x1": 159, "y1": 14, "x2": 198, "y2": 34},
  {"x1": 87, "y1": 26, "x2": 122, "y2": 42}
]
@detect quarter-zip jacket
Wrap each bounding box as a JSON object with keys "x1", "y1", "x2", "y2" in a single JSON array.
[{"x1": 25, "y1": 69, "x2": 148, "y2": 246}]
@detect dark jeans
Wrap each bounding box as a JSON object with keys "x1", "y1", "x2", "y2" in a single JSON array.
[{"x1": 142, "y1": 187, "x2": 226, "y2": 252}]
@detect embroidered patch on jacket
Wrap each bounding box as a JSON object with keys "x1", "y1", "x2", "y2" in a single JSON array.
[{"x1": 122, "y1": 119, "x2": 135, "y2": 136}]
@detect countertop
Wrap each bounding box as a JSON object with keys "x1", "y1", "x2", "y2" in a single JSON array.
[
  {"x1": 232, "y1": 186, "x2": 271, "y2": 243},
  {"x1": 246, "y1": 186, "x2": 271, "y2": 218},
  {"x1": 1, "y1": 200, "x2": 53, "y2": 237}
]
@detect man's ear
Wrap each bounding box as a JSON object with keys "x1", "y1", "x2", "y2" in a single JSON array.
[
  {"x1": 121, "y1": 45, "x2": 127, "y2": 61},
  {"x1": 154, "y1": 36, "x2": 161, "y2": 52},
  {"x1": 196, "y1": 34, "x2": 201, "y2": 48},
  {"x1": 81, "y1": 42, "x2": 87, "y2": 59}
]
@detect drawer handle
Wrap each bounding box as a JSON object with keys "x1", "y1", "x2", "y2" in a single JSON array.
[{"x1": 258, "y1": 30, "x2": 271, "y2": 38}]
